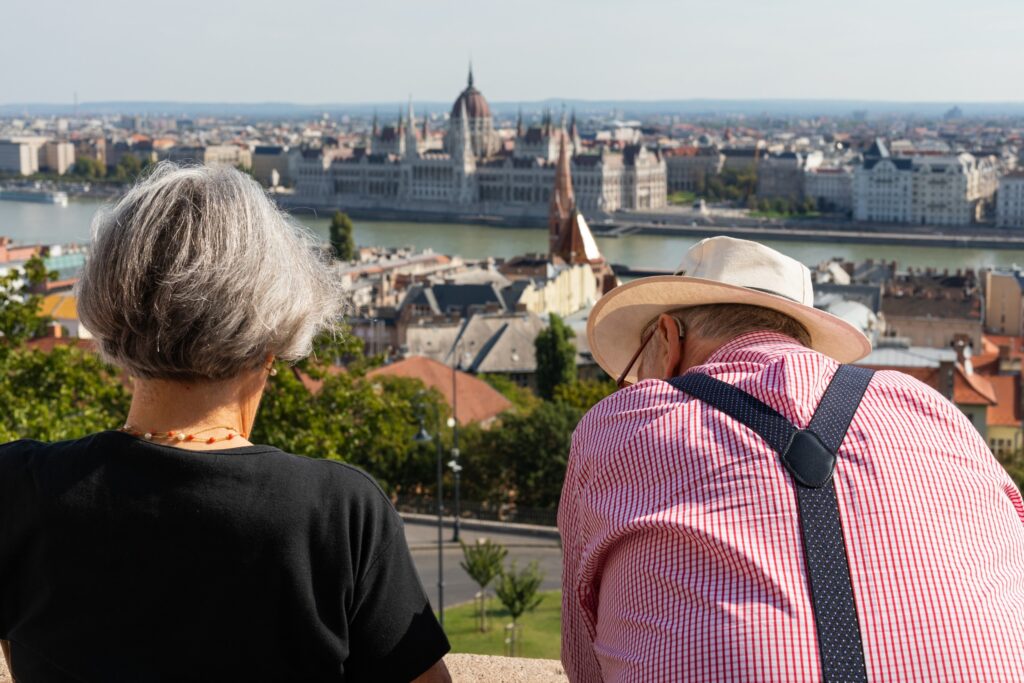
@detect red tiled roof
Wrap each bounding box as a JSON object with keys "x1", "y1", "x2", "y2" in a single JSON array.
[
  {"x1": 987, "y1": 375, "x2": 1021, "y2": 427},
  {"x1": 954, "y1": 366, "x2": 997, "y2": 406},
  {"x1": 368, "y1": 356, "x2": 512, "y2": 425}
]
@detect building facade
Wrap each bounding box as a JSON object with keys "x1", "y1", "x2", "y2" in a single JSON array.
[
  {"x1": 853, "y1": 139, "x2": 999, "y2": 225},
  {"x1": 804, "y1": 167, "x2": 854, "y2": 212},
  {"x1": 663, "y1": 146, "x2": 724, "y2": 193},
  {"x1": 0, "y1": 141, "x2": 38, "y2": 175},
  {"x1": 42, "y1": 141, "x2": 75, "y2": 175},
  {"x1": 291, "y1": 69, "x2": 667, "y2": 219},
  {"x1": 756, "y1": 151, "x2": 821, "y2": 200},
  {"x1": 984, "y1": 269, "x2": 1024, "y2": 336},
  {"x1": 997, "y1": 172, "x2": 1024, "y2": 228}
]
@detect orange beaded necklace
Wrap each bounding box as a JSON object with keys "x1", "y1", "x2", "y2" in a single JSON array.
[{"x1": 119, "y1": 424, "x2": 245, "y2": 445}]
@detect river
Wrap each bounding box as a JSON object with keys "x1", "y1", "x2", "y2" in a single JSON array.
[{"x1": 2, "y1": 198, "x2": 1021, "y2": 271}]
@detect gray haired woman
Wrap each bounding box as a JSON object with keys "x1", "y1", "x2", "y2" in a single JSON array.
[{"x1": 0, "y1": 164, "x2": 450, "y2": 682}]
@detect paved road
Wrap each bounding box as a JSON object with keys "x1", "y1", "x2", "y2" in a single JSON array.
[{"x1": 403, "y1": 521, "x2": 563, "y2": 611}]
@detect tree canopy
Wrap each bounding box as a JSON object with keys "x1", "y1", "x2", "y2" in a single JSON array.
[
  {"x1": 329, "y1": 211, "x2": 356, "y2": 261},
  {"x1": 534, "y1": 313, "x2": 577, "y2": 400}
]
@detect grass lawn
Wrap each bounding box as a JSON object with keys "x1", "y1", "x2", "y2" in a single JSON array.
[
  {"x1": 668, "y1": 190, "x2": 698, "y2": 205},
  {"x1": 444, "y1": 590, "x2": 562, "y2": 660},
  {"x1": 749, "y1": 210, "x2": 822, "y2": 219}
]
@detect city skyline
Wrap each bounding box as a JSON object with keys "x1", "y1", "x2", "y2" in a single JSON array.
[{"x1": 3, "y1": 0, "x2": 1022, "y2": 106}]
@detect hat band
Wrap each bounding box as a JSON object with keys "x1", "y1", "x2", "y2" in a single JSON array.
[
  {"x1": 745, "y1": 286, "x2": 802, "y2": 304},
  {"x1": 669, "y1": 272, "x2": 803, "y2": 305}
]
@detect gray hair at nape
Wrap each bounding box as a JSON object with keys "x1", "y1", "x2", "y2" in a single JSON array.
[{"x1": 77, "y1": 162, "x2": 348, "y2": 381}]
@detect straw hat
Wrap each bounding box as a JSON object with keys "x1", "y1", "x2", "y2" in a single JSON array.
[{"x1": 587, "y1": 236, "x2": 872, "y2": 384}]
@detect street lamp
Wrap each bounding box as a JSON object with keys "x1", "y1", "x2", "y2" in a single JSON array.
[
  {"x1": 449, "y1": 340, "x2": 472, "y2": 543},
  {"x1": 413, "y1": 403, "x2": 445, "y2": 628},
  {"x1": 447, "y1": 416, "x2": 462, "y2": 543}
]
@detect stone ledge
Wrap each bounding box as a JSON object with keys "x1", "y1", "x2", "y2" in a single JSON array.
[
  {"x1": 0, "y1": 652, "x2": 568, "y2": 682},
  {"x1": 447, "y1": 654, "x2": 567, "y2": 682}
]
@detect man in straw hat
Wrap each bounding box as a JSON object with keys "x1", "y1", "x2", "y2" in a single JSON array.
[{"x1": 558, "y1": 236, "x2": 1024, "y2": 682}]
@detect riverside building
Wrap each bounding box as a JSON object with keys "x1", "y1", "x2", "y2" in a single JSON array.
[
  {"x1": 853, "y1": 139, "x2": 998, "y2": 226},
  {"x1": 290, "y1": 68, "x2": 667, "y2": 221},
  {"x1": 997, "y1": 172, "x2": 1024, "y2": 228}
]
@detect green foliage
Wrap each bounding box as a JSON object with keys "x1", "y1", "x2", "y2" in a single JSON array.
[
  {"x1": 460, "y1": 538, "x2": 509, "y2": 632},
  {"x1": 0, "y1": 255, "x2": 54, "y2": 354},
  {"x1": 553, "y1": 378, "x2": 616, "y2": 413},
  {"x1": 329, "y1": 211, "x2": 356, "y2": 261},
  {"x1": 0, "y1": 346, "x2": 131, "y2": 443},
  {"x1": 534, "y1": 313, "x2": 577, "y2": 400},
  {"x1": 494, "y1": 561, "x2": 545, "y2": 624},
  {"x1": 444, "y1": 590, "x2": 562, "y2": 659},
  {"x1": 72, "y1": 157, "x2": 106, "y2": 179},
  {"x1": 0, "y1": 257, "x2": 131, "y2": 443},
  {"x1": 751, "y1": 196, "x2": 822, "y2": 219},
  {"x1": 460, "y1": 538, "x2": 508, "y2": 590},
  {"x1": 250, "y1": 330, "x2": 444, "y2": 495},
  {"x1": 482, "y1": 401, "x2": 581, "y2": 508},
  {"x1": 667, "y1": 190, "x2": 697, "y2": 205},
  {"x1": 112, "y1": 154, "x2": 145, "y2": 182},
  {"x1": 702, "y1": 167, "x2": 758, "y2": 202},
  {"x1": 480, "y1": 373, "x2": 541, "y2": 413}
]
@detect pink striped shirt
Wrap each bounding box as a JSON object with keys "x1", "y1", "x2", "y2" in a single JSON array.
[{"x1": 559, "y1": 332, "x2": 1024, "y2": 682}]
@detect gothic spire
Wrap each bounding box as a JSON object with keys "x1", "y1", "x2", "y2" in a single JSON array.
[
  {"x1": 405, "y1": 97, "x2": 418, "y2": 159},
  {"x1": 549, "y1": 133, "x2": 576, "y2": 257},
  {"x1": 371, "y1": 110, "x2": 379, "y2": 138},
  {"x1": 468, "y1": 61, "x2": 474, "y2": 88},
  {"x1": 516, "y1": 107, "x2": 524, "y2": 138},
  {"x1": 456, "y1": 98, "x2": 475, "y2": 168}
]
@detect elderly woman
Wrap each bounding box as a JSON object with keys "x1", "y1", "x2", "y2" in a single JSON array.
[{"x1": 0, "y1": 164, "x2": 450, "y2": 682}]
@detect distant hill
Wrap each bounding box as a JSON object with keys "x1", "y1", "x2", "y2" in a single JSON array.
[{"x1": 3, "y1": 99, "x2": 1024, "y2": 119}]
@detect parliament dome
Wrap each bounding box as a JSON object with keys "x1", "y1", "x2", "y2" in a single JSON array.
[{"x1": 451, "y1": 66, "x2": 491, "y2": 119}]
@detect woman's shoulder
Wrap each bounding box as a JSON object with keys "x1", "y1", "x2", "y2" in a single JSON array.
[
  {"x1": 0, "y1": 433, "x2": 104, "y2": 466},
  {"x1": 259, "y1": 448, "x2": 394, "y2": 512}
]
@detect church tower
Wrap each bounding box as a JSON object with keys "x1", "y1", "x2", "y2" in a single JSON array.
[
  {"x1": 548, "y1": 134, "x2": 618, "y2": 294},
  {"x1": 452, "y1": 99, "x2": 476, "y2": 204},
  {"x1": 404, "y1": 99, "x2": 419, "y2": 161},
  {"x1": 549, "y1": 134, "x2": 577, "y2": 258}
]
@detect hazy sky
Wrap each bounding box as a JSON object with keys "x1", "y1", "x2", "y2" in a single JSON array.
[{"x1": 4, "y1": 0, "x2": 1021, "y2": 104}]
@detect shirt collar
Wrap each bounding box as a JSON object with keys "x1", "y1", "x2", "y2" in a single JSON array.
[{"x1": 704, "y1": 331, "x2": 808, "y2": 366}]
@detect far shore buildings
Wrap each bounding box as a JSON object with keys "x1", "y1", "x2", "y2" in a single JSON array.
[
  {"x1": 997, "y1": 171, "x2": 1024, "y2": 228},
  {"x1": 853, "y1": 139, "x2": 998, "y2": 225},
  {"x1": 289, "y1": 68, "x2": 667, "y2": 220}
]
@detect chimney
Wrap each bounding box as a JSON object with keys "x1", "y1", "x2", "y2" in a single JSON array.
[{"x1": 952, "y1": 336, "x2": 973, "y2": 374}]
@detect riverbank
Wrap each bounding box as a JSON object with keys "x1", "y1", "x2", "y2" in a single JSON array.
[
  {"x1": 7, "y1": 197, "x2": 1024, "y2": 272},
  {"x1": 594, "y1": 220, "x2": 1024, "y2": 250}
]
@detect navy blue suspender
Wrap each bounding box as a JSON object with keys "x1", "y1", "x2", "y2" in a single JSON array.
[{"x1": 668, "y1": 365, "x2": 874, "y2": 683}]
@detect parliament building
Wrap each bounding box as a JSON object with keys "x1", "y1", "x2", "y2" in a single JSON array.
[{"x1": 291, "y1": 68, "x2": 667, "y2": 221}]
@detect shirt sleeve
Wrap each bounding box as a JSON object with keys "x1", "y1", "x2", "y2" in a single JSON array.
[
  {"x1": 558, "y1": 424, "x2": 605, "y2": 683},
  {"x1": 345, "y1": 506, "x2": 450, "y2": 682}
]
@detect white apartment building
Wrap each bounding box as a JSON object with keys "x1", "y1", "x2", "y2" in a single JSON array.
[
  {"x1": 0, "y1": 141, "x2": 38, "y2": 175},
  {"x1": 997, "y1": 172, "x2": 1024, "y2": 228},
  {"x1": 42, "y1": 141, "x2": 75, "y2": 175},
  {"x1": 804, "y1": 166, "x2": 853, "y2": 211},
  {"x1": 853, "y1": 139, "x2": 998, "y2": 226}
]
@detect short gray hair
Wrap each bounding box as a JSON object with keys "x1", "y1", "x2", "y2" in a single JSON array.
[{"x1": 77, "y1": 162, "x2": 346, "y2": 380}]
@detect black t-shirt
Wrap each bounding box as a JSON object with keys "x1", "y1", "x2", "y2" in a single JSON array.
[{"x1": 0, "y1": 431, "x2": 449, "y2": 682}]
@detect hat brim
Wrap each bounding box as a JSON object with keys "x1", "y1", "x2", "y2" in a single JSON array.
[{"x1": 587, "y1": 275, "x2": 872, "y2": 384}]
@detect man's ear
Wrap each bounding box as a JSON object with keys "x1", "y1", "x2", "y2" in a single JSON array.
[{"x1": 658, "y1": 314, "x2": 684, "y2": 378}]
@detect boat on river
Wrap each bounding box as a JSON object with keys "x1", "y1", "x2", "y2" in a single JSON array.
[{"x1": 0, "y1": 188, "x2": 69, "y2": 206}]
